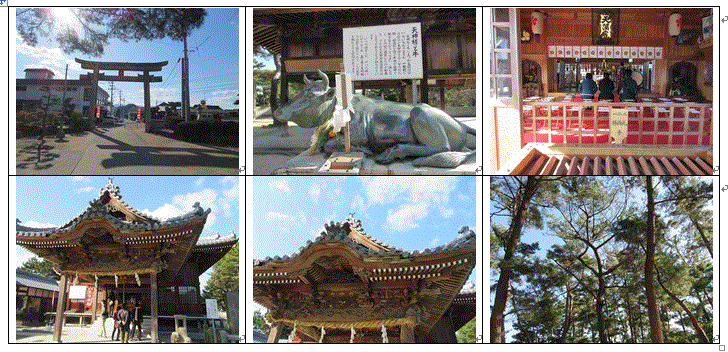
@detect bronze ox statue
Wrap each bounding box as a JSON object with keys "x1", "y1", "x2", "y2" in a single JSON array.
[{"x1": 273, "y1": 71, "x2": 476, "y2": 168}]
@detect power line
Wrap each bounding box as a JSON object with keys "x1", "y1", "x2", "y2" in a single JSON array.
[
  {"x1": 160, "y1": 54, "x2": 182, "y2": 90},
  {"x1": 191, "y1": 13, "x2": 236, "y2": 52}
]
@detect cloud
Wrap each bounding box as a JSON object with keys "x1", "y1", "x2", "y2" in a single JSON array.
[
  {"x1": 360, "y1": 177, "x2": 457, "y2": 231},
  {"x1": 430, "y1": 235, "x2": 441, "y2": 247},
  {"x1": 16, "y1": 249, "x2": 39, "y2": 269},
  {"x1": 150, "y1": 87, "x2": 179, "y2": 102},
  {"x1": 221, "y1": 176, "x2": 236, "y2": 184},
  {"x1": 268, "y1": 180, "x2": 290, "y2": 193},
  {"x1": 140, "y1": 184, "x2": 237, "y2": 229},
  {"x1": 195, "y1": 177, "x2": 205, "y2": 186},
  {"x1": 75, "y1": 186, "x2": 95, "y2": 194},
  {"x1": 363, "y1": 177, "x2": 456, "y2": 205},
  {"x1": 265, "y1": 212, "x2": 289, "y2": 222},
  {"x1": 71, "y1": 176, "x2": 90, "y2": 182},
  {"x1": 309, "y1": 184, "x2": 321, "y2": 203},
  {"x1": 204, "y1": 90, "x2": 239, "y2": 107},
  {"x1": 16, "y1": 34, "x2": 83, "y2": 76},
  {"x1": 20, "y1": 220, "x2": 57, "y2": 229},
  {"x1": 440, "y1": 207, "x2": 454, "y2": 218},
  {"x1": 220, "y1": 182, "x2": 239, "y2": 217},
  {"x1": 386, "y1": 203, "x2": 429, "y2": 232}
]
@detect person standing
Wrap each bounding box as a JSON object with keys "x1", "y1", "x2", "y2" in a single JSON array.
[
  {"x1": 118, "y1": 305, "x2": 131, "y2": 343},
  {"x1": 598, "y1": 72, "x2": 615, "y2": 101},
  {"x1": 578, "y1": 72, "x2": 598, "y2": 101},
  {"x1": 130, "y1": 306, "x2": 143, "y2": 341},
  {"x1": 111, "y1": 305, "x2": 121, "y2": 341},
  {"x1": 98, "y1": 299, "x2": 109, "y2": 338}
]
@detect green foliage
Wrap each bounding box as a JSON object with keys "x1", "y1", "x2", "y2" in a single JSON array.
[
  {"x1": 19, "y1": 257, "x2": 60, "y2": 280},
  {"x1": 17, "y1": 8, "x2": 206, "y2": 56},
  {"x1": 252, "y1": 310, "x2": 270, "y2": 335},
  {"x1": 202, "y1": 243, "x2": 238, "y2": 311},
  {"x1": 456, "y1": 318, "x2": 477, "y2": 343},
  {"x1": 364, "y1": 88, "x2": 399, "y2": 102}
]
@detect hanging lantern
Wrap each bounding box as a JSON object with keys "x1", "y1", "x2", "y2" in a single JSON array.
[
  {"x1": 135, "y1": 273, "x2": 141, "y2": 287},
  {"x1": 114, "y1": 275, "x2": 118, "y2": 288},
  {"x1": 73, "y1": 273, "x2": 78, "y2": 285},
  {"x1": 319, "y1": 327, "x2": 326, "y2": 343},
  {"x1": 350, "y1": 327, "x2": 356, "y2": 343},
  {"x1": 531, "y1": 11, "x2": 545, "y2": 35},
  {"x1": 669, "y1": 12, "x2": 682, "y2": 37},
  {"x1": 381, "y1": 325, "x2": 388, "y2": 343}
]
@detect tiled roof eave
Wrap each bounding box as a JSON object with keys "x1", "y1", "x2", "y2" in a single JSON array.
[{"x1": 16, "y1": 208, "x2": 211, "y2": 242}]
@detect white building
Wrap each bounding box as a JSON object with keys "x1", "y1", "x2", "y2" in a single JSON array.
[{"x1": 16, "y1": 68, "x2": 109, "y2": 115}]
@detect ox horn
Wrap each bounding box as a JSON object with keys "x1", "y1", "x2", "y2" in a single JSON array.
[
  {"x1": 318, "y1": 70, "x2": 329, "y2": 90},
  {"x1": 303, "y1": 74, "x2": 311, "y2": 86}
]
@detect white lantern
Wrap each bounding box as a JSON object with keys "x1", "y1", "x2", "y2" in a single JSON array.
[
  {"x1": 531, "y1": 11, "x2": 545, "y2": 35},
  {"x1": 669, "y1": 12, "x2": 682, "y2": 37}
]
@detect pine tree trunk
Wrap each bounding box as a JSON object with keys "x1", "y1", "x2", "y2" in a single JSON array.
[
  {"x1": 558, "y1": 284, "x2": 572, "y2": 343},
  {"x1": 655, "y1": 263, "x2": 710, "y2": 343},
  {"x1": 490, "y1": 176, "x2": 541, "y2": 343},
  {"x1": 645, "y1": 176, "x2": 665, "y2": 343}
]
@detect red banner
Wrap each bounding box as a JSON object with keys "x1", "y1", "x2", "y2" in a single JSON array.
[
  {"x1": 137, "y1": 107, "x2": 142, "y2": 120},
  {"x1": 96, "y1": 106, "x2": 101, "y2": 119},
  {"x1": 85, "y1": 286, "x2": 94, "y2": 309}
]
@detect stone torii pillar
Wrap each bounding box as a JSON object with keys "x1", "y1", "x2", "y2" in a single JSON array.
[
  {"x1": 52, "y1": 273, "x2": 69, "y2": 342},
  {"x1": 89, "y1": 68, "x2": 99, "y2": 124}
]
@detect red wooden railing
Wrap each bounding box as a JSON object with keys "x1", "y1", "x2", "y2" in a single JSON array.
[{"x1": 521, "y1": 101, "x2": 712, "y2": 146}]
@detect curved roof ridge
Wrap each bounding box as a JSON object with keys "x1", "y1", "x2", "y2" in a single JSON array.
[{"x1": 254, "y1": 218, "x2": 476, "y2": 266}]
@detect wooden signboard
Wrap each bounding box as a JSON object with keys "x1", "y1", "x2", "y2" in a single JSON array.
[{"x1": 610, "y1": 108, "x2": 629, "y2": 144}]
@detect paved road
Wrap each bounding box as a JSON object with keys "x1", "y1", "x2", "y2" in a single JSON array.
[{"x1": 16, "y1": 120, "x2": 239, "y2": 175}]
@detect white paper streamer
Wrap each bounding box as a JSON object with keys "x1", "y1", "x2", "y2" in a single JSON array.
[{"x1": 332, "y1": 105, "x2": 350, "y2": 133}]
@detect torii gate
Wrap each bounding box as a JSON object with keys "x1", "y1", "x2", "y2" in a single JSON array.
[{"x1": 76, "y1": 58, "x2": 167, "y2": 132}]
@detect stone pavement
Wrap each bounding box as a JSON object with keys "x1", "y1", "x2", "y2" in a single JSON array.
[
  {"x1": 16, "y1": 120, "x2": 239, "y2": 175},
  {"x1": 16, "y1": 318, "x2": 158, "y2": 343}
]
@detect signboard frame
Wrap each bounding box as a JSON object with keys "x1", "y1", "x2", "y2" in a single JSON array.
[{"x1": 343, "y1": 22, "x2": 424, "y2": 81}]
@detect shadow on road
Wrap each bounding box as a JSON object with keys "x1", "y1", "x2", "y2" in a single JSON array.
[
  {"x1": 16, "y1": 140, "x2": 61, "y2": 171},
  {"x1": 90, "y1": 130, "x2": 239, "y2": 171}
]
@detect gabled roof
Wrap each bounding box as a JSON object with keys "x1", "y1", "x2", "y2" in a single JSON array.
[
  {"x1": 16, "y1": 179, "x2": 211, "y2": 277},
  {"x1": 17, "y1": 178, "x2": 210, "y2": 239}
]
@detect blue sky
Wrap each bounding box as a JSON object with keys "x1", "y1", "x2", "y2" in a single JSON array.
[
  {"x1": 15, "y1": 8, "x2": 239, "y2": 109},
  {"x1": 15, "y1": 176, "x2": 239, "y2": 287},
  {"x1": 252, "y1": 176, "x2": 477, "y2": 314}
]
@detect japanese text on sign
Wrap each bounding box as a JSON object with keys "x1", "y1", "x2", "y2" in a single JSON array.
[{"x1": 343, "y1": 23, "x2": 423, "y2": 81}]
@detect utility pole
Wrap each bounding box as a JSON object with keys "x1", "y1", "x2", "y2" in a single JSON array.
[
  {"x1": 108, "y1": 81, "x2": 115, "y2": 116},
  {"x1": 181, "y1": 28, "x2": 191, "y2": 121},
  {"x1": 61, "y1": 64, "x2": 68, "y2": 115}
]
